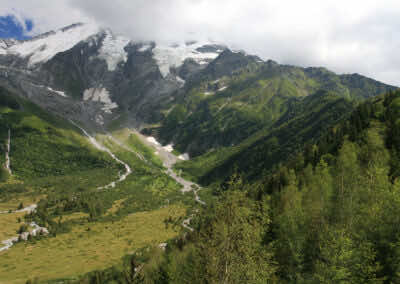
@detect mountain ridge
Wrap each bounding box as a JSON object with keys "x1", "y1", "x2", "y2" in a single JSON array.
[{"x1": 0, "y1": 22, "x2": 396, "y2": 158}]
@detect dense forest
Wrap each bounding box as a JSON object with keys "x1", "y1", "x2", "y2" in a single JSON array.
[{"x1": 75, "y1": 90, "x2": 400, "y2": 283}]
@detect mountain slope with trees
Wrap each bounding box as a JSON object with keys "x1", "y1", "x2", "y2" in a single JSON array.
[
  {"x1": 76, "y1": 90, "x2": 400, "y2": 284},
  {"x1": 0, "y1": 23, "x2": 399, "y2": 284}
]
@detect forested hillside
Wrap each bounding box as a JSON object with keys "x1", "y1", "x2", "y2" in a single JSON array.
[
  {"x1": 77, "y1": 90, "x2": 400, "y2": 283},
  {"x1": 175, "y1": 90, "x2": 356, "y2": 185},
  {"x1": 149, "y1": 58, "x2": 394, "y2": 158}
]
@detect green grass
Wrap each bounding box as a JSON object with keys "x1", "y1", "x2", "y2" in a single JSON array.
[
  {"x1": 117, "y1": 129, "x2": 164, "y2": 168},
  {"x1": 0, "y1": 211, "x2": 26, "y2": 240},
  {"x1": 174, "y1": 92, "x2": 356, "y2": 185},
  {"x1": 0, "y1": 89, "x2": 201, "y2": 284},
  {"x1": 0, "y1": 205, "x2": 186, "y2": 284},
  {"x1": 0, "y1": 120, "x2": 197, "y2": 284},
  {"x1": 0, "y1": 192, "x2": 44, "y2": 211},
  {"x1": 151, "y1": 61, "x2": 394, "y2": 160},
  {"x1": 90, "y1": 133, "x2": 196, "y2": 216},
  {"x1": 0, "y1": 90, "x2": 121, "y2": 187}
]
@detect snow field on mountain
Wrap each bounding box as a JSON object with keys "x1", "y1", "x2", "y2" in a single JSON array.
[
  {"x1": 98, "y1": 30, "x2": 130, "y2": 71},
  {"x1": 0, "y1": 41, "x2": 7, "y2": 55},
  {"x1": 153, "y1": 42, "x2": 221, "y2": 77},
  {"x1": 8, "y1": 24, "x2": 100, "y2": 66},
  {"x1": 83, "y1": 87, "x2": 118, "y2": 113}
]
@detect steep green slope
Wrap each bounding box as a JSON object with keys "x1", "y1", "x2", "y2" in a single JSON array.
[
  {"x1": 256, "y1": 90, "x2": 400, "y2": 283},
  {"x1": 149, "y1": 55, "x2": 395, "y2": 158},
  {"x1": 79, "y1": 90, "x2": 400, "y2": 284},
  {"x1": 0, "y1": 87, "x2": 121, "y2": 187},
  {"x1": 175, "y1": 90, "x2": 355, "y2": 185}
]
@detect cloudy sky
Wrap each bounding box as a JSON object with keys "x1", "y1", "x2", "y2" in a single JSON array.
[{"x1": 0, "y1": 0, "x2": 399, "y2": 85}]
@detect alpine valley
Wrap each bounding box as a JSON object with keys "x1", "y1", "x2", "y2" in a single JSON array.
[{"x1": 0, "y1": 23, "x2": 399, "y2": 283}]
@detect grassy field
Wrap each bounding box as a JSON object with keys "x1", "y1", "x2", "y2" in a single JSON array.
[
  {"x1": 91, "y1": 133, "x2": 194, "y2": 215},
  {"x1": 0, "y1": 193, "x2": 43, "y2": 212},
  {"x1": 0, "y1": 133, "x2": 191, "y2": 283},
  {"x1": 56, "y1": 212, "x2": 89, "y2": 223},
  {"x1": 0, "y1": 211, "x2": 26, "y2": 240},
  {"x1": 0, "y1": 205, "x2": 186, "y2": 284},
  {"x1": 0, "y1": 91, "x2": 198, "y2": 283},
  {"x1": 0, "y1": 195, "x2": 43, "y2": 244},
  {"x1": 111, "y1": 128, "x2": 164, "y2": 168}
]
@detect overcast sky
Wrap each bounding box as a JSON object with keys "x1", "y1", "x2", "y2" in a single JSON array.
[{"x1": 1, "y1": 0, "x2": 399, "y2": 86}]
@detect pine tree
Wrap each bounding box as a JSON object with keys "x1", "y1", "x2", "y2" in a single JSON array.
[{"x1": 194, "y1": 188, "x2": 277, "y2": 283}]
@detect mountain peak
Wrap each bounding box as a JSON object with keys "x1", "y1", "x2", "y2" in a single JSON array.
[
  {"x1": 152, "y1": 40, "x2": 226, "y2": 78},
  {"x1": 4, "y1": 22, "x2": 100, "y2": 67}
]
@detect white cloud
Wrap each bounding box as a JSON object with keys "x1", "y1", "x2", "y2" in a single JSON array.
[{"x1": 1, "y1": 0, "x2": 400, "y2": 86}]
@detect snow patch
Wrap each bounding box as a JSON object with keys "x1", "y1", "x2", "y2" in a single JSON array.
[
  {"x1": 138, "y1": 44, "x2": 152, "y2": 52},
  {"x1": 0, "y1": 41, "x2": 6, "y2": 55},
  {"x1": 146, "y1": 136, "x2": 161, "y2": 146},
  {"x1": 178, "y1": 153, "x2": 190, "y2": 161},
  {"x1": 8, "y1": 23, "x2": 100, "y2": 66},
  {"x1": 218, "y1": 86, "x2": 228, "y2": 92},
  {"x1": 163, "y1": 144, "x2": 174, "y2": 153},
  {"x1": 5, "y1": 129, "x2": 11, "y2": 175},
  {"x1": 83, "y1": 87, "x2": 118, "y2": 113},
  {"x1": 153, "y1": 41, "x2": 221, "y2": 77},
  {"x1": 176, "y1": 76, "x2": 185, "y2": 86},
  {"x1": 98, "y1": 30, "x2": 130, "y2": 71},
  {"x1": 0, "y1": 41, "x2": 7, "y2": 49},
  {"x1": 47, "y1": 86, "x2": 67, "y2": 97},
  {"x1": 95, "y1": 114, "x2": 104, "y2": 125}
]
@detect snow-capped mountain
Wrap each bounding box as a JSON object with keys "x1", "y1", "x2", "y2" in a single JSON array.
[
  {"x1": 0, "y1": 23, "x2": 258, "y2": 130},
  {"x1": 5, "y1": 23, "x2": 100, "y2": 66},
  {"x1": 0, "y1": 23, "x2": 226, "y2": 77}
]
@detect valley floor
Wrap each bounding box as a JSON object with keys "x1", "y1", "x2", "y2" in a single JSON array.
[
  {"x1": 0, "y1": 127, "x2": 202, "y2": 283},
  {"x1": 0, "y1": 204, "x2": 185, "y2": 284}
]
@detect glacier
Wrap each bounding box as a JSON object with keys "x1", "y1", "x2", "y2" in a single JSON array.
[
  {"x1": 153, "y1": 41, "x2": 222, "y2": 77},
  {"x1": 98, "y1": 30, "x2": 130, "y2": 71},
  {"x1": 7, "y1": 23, "x2": 100, "y2": 67}
]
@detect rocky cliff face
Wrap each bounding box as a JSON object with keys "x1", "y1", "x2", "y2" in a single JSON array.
[{"x1": 0, "y1": 23, "x2": 232, "y2": 130}]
